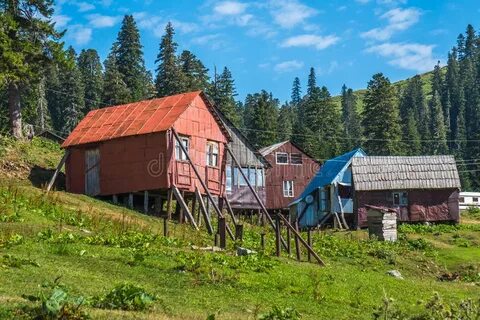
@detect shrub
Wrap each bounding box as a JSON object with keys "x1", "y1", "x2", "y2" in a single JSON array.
[
  {"x1": 259, "y1": 306, "x2": 301, "y2": 320},
  {"x1": 465, "y1": 207, "x2": 480, "y2": 219},
  {"x1": 92, "y1": 283, "x2": 156, "y2": 311}
]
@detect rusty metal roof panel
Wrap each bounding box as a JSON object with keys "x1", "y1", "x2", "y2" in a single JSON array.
[{"x1": 62, "y1": 92, "x2": 205, "y2": 148}]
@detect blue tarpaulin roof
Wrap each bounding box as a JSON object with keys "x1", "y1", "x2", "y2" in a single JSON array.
[{"x1": 292, "y1": 148, "x2": 366, "y2": 204}]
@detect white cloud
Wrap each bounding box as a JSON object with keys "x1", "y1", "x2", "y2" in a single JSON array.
[
  {"x1": 361, "y1": 7, "x2": 421, "y2": 41},
  {"x1": 68, "y1": 25, "x2": 92, "y2": 45},
  {"x1": 214, "y1": 1, "x2": 248, "y2": 15},
  {"x1": 87, "y1": 14, "x2": 121, "y2": 28},
  {"x1": 134, "y1": 13, "x2": 198, "y2": 37},
  {"x1": 51, "y1": 14, "x2": 71, "y2": 29},
  {"x1": 274, "y1": 60, "x2": 304, "y2": 73},
  {"x1": 76, "y1": 1, "x2": 95, "y2": 12},
  {"x1": 366, "y1": 42, "x2": 439, "y2": 72},
  {"x1": 192, "y1": 34, "x2": 221, "y2": 45},
  {"x1": 281, "y1": 34, "x2": 340, "y2": 50},
  {"x1": 269, "y1": 0, "x2": 317, "y2": 29}
]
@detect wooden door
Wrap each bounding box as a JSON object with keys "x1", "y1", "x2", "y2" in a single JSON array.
[{"x1": 85, "y1": 148, "x2": 100, "y2": 196}]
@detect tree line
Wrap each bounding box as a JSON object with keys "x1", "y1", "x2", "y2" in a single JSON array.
[{"x1": 1, "y1": 1, "x2": 479, "y2": 189}]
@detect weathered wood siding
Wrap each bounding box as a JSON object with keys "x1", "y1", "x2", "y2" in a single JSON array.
[
  {"x1": 263, "y1": 142, "x2": 319, "y2": 210},
  {"x1": 356, "y1": 189, "x2": 460, "y2": 227}
]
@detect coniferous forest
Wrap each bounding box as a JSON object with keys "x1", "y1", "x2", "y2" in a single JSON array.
[{"x1": 1, "y1": 2, "x2": 480, "y2": 190}]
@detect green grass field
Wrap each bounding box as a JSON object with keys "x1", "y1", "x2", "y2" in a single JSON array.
[{"x1": 0, "y1": 137, "x2": 479, "y2": 319}]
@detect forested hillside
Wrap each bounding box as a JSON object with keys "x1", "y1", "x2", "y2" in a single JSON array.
[{"x1": 0, "y1": 1, "x2": 479, "y2": 189}]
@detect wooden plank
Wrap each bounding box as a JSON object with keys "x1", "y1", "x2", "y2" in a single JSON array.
[
  {"x1": 128, "y1": 193, "x2": 133, "y2": 209},
  {"x1": 172, "y1": 186, "x2": 198, "y2": 230},
  {"x1": 294, "y1": 219, "x2": 301, "y2": 261},
  {"x1": 275, "y1": 215, "x2": 281, "y2": 257},
  {"x1": 218, "y1": 217, "x2": 226, "y2": 249},
  {"x1": 47, "y1": 150, "x2": 69, "y2": 192},
  {"x1": 337, "y1": 195, "x2": 349, "y2": 229},
  {"x1": 224, "y1": 196, "x2": 238, "y2": 225},
  {"x1": 143, "y1": 191, "x2": 149, "y2": 214},
  {"x1": 166, "y1": 189, "x2": 173, "y2": 220},
  {"x1": 85, "y1": 148, "x2": 100, "y2": 196},
  {"x1": 195, "y1": 188, "x2": 214, "y2": 234}
]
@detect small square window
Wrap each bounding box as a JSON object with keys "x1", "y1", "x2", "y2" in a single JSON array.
[
  {"x1": 206, "y1": 141, "x2": 219, "y2": 167},
  {"x1": 473, "y1": 197, "x2": 479, "y2": 203},
  {"x1": 283, "y1": 180, "x2": 294, "y2": 197},
  {"x1": 276, "y1": 152, "x2": 288, "y2": 164},
  {"x1": 459, "y1": 197, "x2": 465, "y2": 203},
  {"x1": 392, "y1": 191, "x2": 408, "y2": 206},
  {"x1": 290, "y1": 153, "x2": 303, "y2": 164}
]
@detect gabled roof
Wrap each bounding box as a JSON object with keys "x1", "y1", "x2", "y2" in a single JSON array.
[
  {"x1": 292, "y1": 148, "x2": 366, "y2": 204},
  {"x1": 352, "y1": 155, "x2": 461, "y2": 191},
  {"x1": 259, "y1": 141, "x2": 289, "y2": 156},
  {"x1": 62, "y1": 91, "x2": 229, "y2": 148},
  {"x1": 214, "y1": 107, "x2": 271, "y2": 168}
]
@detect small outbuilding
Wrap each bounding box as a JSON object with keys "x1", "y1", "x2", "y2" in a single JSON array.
[
  {"x1": 259, "y1": 141, "x2": 319, "y2": 212},
  {"x1": 352, "y1": 156, "x2": 461, "y2": 227}
]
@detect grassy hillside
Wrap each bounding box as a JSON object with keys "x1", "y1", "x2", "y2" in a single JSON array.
[{"x1": 1, "y1": 137, "x2": 480, "y2": 319}]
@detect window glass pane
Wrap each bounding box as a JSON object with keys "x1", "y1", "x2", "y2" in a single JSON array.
[
  {"x1": 226, "y1": 166, "x2": 232, "y2": 192},
  {"x1": 175, "y1": 137, "x2": 189, "y2": 160},
  {"x1": 256, "y1": 169, "x2": 264, "y2": 187},
  {"x1": 249, "y1": 168, "x2": 256, "y2": 186},
  {"x1": 238, "y1": 168, "x2": 248, "y2": 186},
  {"x1": 473, "y1": 197, "x2": 478, "y2": 202},
  {"x1": 459, "y1": 197, "x2": 465, "y2": 203},
  {"x1": 393, "y1": 193, "x2": 400, "y2": 205},
  {"x1": 276, "y1": 153, "x2": 288, "y2": 164},
  {"x1": 290, "y1": 153, "x2": 303, "y2": 164},
  {"x1": 283, "y1": 180, "x2": 294, "y2": 197}
]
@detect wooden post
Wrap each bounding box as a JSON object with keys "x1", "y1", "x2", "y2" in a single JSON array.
[
  {"x1": 128, "y1": 193, "x2": 133, "y2": 209},
  {"x1": 166, "y1": 189, "x2": 173, "y2": 220},
  {"x1": 294, "y1": 219, "x2": 301, "y2": 261},
  {"x1": 235, "y1": 224, "x2": 244, "y2": 242},
  {"x1": 191, "y1": 194, "x2": 197, "y2": 224},
  {"x1": 287, "y1": 214, "x2": 292, "y2": 255},
  {"x1": 260, "y1": 233, "x2": 265, "y2": 250},
  {"x1": 195, "y1": 188, "x2": 214, "y2": 234},
  {"x1": 112, "y1": 194, "x2": 118, "y2": 204},
  {"x1": 307, "y1": 229, "x2": 312, "y2": 262},
  {"x1": 163, "y1": 217, "x2": 168, "y2": 237},
  {"x1": 47, "y1": 150, "x2": 69, "y2": 192},
  {"x1": 143, "y1": 191, "x2": 149, "y2": 214},
  {"x1": 218, "y1": 217, "x2": 226, "y2": 249},
  {"x1": 172, "y1": 186, "x2": 198, "y2": 230},
  {"x1": 224, "y1": 197, "x2": 238, "y2": 225},
  {"x1": 178, "y1": 191, "x2": 185, "y2": 223},
  {"x1": 275, "y1": 214, "x2": 281, "y2": 257},
  {"x1": 154, "y1": 196, "x2": 163, "y2": 216}
]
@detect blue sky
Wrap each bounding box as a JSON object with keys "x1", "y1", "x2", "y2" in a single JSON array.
[{"x1": 54, "y1": 0, "x2": 479, "y2": 102}]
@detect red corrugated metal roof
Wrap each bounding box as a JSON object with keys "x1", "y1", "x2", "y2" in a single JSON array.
[{"x1": 62, "y1": 91, "x2": 208, "y2": 148}]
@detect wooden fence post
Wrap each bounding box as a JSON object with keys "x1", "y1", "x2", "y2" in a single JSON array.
[
  {"x1": 294, "y1": 219, "x2": 301, "y2": 261},
  {"x1": 218, "y1": 217, "x2": 226, "y2": 249},
  {"x1": 307, "y1": 229, "x2": 312, "y2": 262},
  {"x1": 260, "y1": 233, "x2": 265, "y2": 251},
  {"x1": 275, "y1": 215, "x2": 281, "y2": 257},
  {"x1": 163, "y1": 217, "x2": 168, "y2": 237},
  {"x1": 287, "y1": 214, "x2": 292, "y2": 255}
]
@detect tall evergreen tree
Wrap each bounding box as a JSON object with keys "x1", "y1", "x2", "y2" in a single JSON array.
[
  {"x1": 307, "y1": 67, "x2": 317, "y2": 95},
  {"x1": 178, "y1": 50, "x2": 210, "y2": 92},
  {"x1": 102, "y1": 47, "x2": 131, "y2": 106},
  {"x1": 428, "y1": 90, "x2": 448, "y2": 155},
  {"x1": 0, "y1": 0, "x2": 63, "y2": 138},
  {"x1": 341, "y1": 84, "x2": 362, "y2": 151},
  {"x1": 362, "y1": 73, "x2": 403, "y2": 155},
  {"x1": 155, "y1": 22, "x2": 184, "y2": 97},
  {"x1": 78, "y1": 49, "x2": 103, "y2": 114},
  {"x1": 291, "y1": 77, "x2": 302, "y2": 105},
  {"x1": 35, "y1": 78, "x2": 51, "y2": 131},
  {"x1": 210, "y1": 67, "x2": 240, "y2": 126},
  {"x1": 445, "y1": 48, "x2": 464, "y2": 148},
  {"x1": 243, "y1": 91, "x2": 278, "y2": 147},
  {"x1": 277, "y1": 102, "x2": 294, "y2": 141},
  {"x1": 114, "y1": 15, "x2": 152, "y2": 101}
]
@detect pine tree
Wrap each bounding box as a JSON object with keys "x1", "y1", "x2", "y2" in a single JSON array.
[
  {"x1": 277, "y1": 102, "x2": 294, "y2": 141},
  {"x1": 0, "y1": 0, "x2": 63, "y2": 138},
  {"x1": 210, "y1": 67, "x2": 240, "y2": 126},
  {"x1": 35, "y1": 78, "x2": 51, "y2": 131},
  {"x1": 155, "y1": 22, "x2": 185, "y2": 97},
  {"x1": 78, "y1": 49, "x2": 103, "y2": 114},
  {"x1": 243, "y1": 91, "x2": 278, "y2": 148},
  {"x1": 341, "y1": 84, "x2": 362, "y2": 151},
  {"x1": 428, "y1": 90, "x2": 448, "y2": 155},
  {"x1": 102, "y1": 47, "x2": 131, "y2": 106},
  {"x1": 445, "y1": 48, "x2": 464, "y2": 148},
  {"x1": 464, "y1": 24, "x2": 476, "y2": 59},
  {"x1": 114, "y1": 15, "x2": 152, "y2": 101},
  {"x1": 291, "y1": 77, "x2": 302, "y2": 105},
  {"x1": 403, "y1": 109, "x2": 421, "y2": 155},
  {"x1": 307, "y1": 67, "x2": 317, "y2": 95},
  {"x1": 362, "y1": 73, "x2": 403, "y2": 155},
  {"x1": 179, "y1": 50, "x2": 210, "y2": 92}
]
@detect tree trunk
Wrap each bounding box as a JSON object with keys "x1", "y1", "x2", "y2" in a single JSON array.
[{"x1": 8, "y1": 82, "x2": 23, "y2": 139}]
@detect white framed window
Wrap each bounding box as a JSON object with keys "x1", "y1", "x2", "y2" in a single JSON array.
[
  {"x1": 283, "y1": 180, "x2": 294, "y2": 197},
  {"x1": 175, "y1": 136, "x2": 189, "y2": 161},
  {"x1": 473, "y1": 197, "x2": 479, "y2": 203},
  {"x1": 256, "y1": 168, "x2": 264, "y2": 187},
  {"x1": 290, "y1": 153, "x2": 303, "y2": 165},
  {"x1": 206, "y1": 141, "x2": 219, "y2": 167},
  {"x1": 276, "y1": 152, "x2": 288, "y2": 164},
  {"x1": 392, "y1": 191, "x2": 408, "y2": 206},
  {"x1": 226, "y1": 165, "x2": 232, "y2": 192},
  {"x1": 236, "y1": 168, "x2": 249, "y2": 186}
]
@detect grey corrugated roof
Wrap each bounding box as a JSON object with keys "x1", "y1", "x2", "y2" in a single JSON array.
[
  {"x1": 259, "y1": 141, "x2": 289, "y2": 156},
  {"x1": 351, "y1": 155, "x2": 461, "y2": 191}
]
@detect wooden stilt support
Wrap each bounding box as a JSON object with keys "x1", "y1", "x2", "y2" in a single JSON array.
[
  {"x1": 112, "y1": 194, "x2": 118, "y2": 204},
  {"x1": 218, "y1": 217, "x2": 226, "y2": 249},
  {"x1": 172, "y1": 186, "x2": 198, "y2": 230},
  {"x1": 195, "y1": 188, "x2": 213, "y2": 234},
  {"x1": 163, "y1": 217, "x2": 168, "y2": 237},
  {"x1": 224, "y1": 197, "x2": 238, "y2": 225},
  {"x1": 154, "y1": 196, "x2": 163, "y2": 216},
  {"x1": 307, "y1": 229, "x2": 312, "y2": 262},
  {"x1": 128, "y1": 193, "x2": 133, "y2": 209},
  {"x1": 294, "y1": 219, "x2": 301, "y2": 261},
  {"x1": 143, "y1": 191, "x2": 149, "y2": 214},
  {"x1": 47, "y1": 150, "x2": 69, "y2": 192},
  {"x1": 275, "y1": 214, "x2": 281, "y2": 257},
  {"x1": 166, "y1": 189, "x2": 173, "y2": 220},
  {"x1": 287, "y1": 214, "x2": 292, "y2": 255},
  {"x1": 235, "y1": 224, "x2": 244, "y2": 242},
  {"x1": 260, "y1": 233, "x2": 265, "y2": 250}
]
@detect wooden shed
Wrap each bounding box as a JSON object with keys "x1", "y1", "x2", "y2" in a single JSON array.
[
  {"x1": 352, "y1": 156, "x2": 461, "y2": 227},
  {"x1": 61, "y1": 91, "x2": 230, "y2": 214},
  {"x1": 215, "y1": 109, "x2": 271, "y2": 212},
  {"x1": 259, "y1": 141, "x2": 319, "y2": 211}
]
